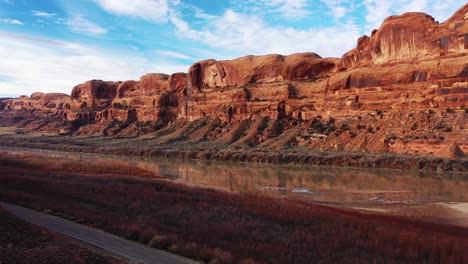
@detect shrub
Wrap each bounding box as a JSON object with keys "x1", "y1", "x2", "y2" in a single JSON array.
[
  {"x1": 435, "y1": 123, "x2": 447, "y2": 130},
  {"x1": 2, "y1": 166, "x2": 467, "y2": 264},
  {"x1": 70, "y1": 119, "x2": 88, "y2": 128},
  {"x1": 340, "y1": 123, "x2": 350, "y2": 131},
  {"x1": 212, "y1": 248, "x2": 233, "y2": 264},
  {"x1": 376, "y1": 110, "x2": 383, "y2": 118}
]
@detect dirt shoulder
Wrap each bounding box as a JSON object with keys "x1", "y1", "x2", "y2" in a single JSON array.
[{"x1": 0, "y1": 207, "x2": 128, "y2": 264}]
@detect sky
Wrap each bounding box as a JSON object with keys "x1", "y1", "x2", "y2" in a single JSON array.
[{"x1": 0, "y1": 0, "x2": 465, "y2": 97}]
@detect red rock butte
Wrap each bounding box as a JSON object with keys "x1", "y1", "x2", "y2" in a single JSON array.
[{"x1": 1, "y1": 4, "x2": 467, "y2": 159}]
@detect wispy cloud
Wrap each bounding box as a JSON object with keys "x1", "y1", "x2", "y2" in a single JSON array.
[
  {"x1": 0, "y1": 31, "x2": 188, "y2": 96},
  {"x1": 66, "y1": 15, "x2": 107, "y2": 36},
  {"x1": 320, "y1": 0, "x2": 350, "y2": 19},
  {"x1": 0, "y1": 0, "x2": 13, "y2": 5},
  {"x1": 231, "y1": 0, "x2": 310, "y2": 20},
  {"x1": 428, "y1": 0, "x2": 463, "y2": 22},
  {"x1": 363, "y1": 0, "x2": 463, "y2": 30},
  {"x1": 0, "y1": 18, "x2": 23, "y2": 25},
  {"x1": 32, "y1": 10, "x2": 58, "y2": 18},
  {"x1": 153, "y1": 50, "x2": 193, "y2": 60},
  {"x1": 267, "y1": 0, "x2": 311, "y2": 19},
  {"x1": 93, "y1": 0, "x2": 170, "y2": 22},
  {"x1": 170, "y1": 10, "x2": 361, "y2": 58},
  {"x1": 363, "y1": 0, "x2": 398, "y2": 29}
]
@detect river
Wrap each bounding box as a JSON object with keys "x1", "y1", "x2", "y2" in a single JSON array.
[{"x1": 4, "y1": 147, "x2": 468, "y2": 226}]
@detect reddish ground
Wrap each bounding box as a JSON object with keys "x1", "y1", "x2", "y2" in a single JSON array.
[
  {"x1": 0, "y1": 153, "x2": 467, "y2": 263},
  {"x1": 0, "y1": 208, "x2": 127, "y2": 264}
]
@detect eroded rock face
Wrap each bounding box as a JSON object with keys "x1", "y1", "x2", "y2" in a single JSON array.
[
  {"x1": 168, "y1": 72, "x2": 188, "y2": 93},
  {"x1": 63, "y1": 73, "x2": 188, "y2": 123},
  {"x1": 185, "y1": 53, "x2": 339, "y2": 122},
  {"x1": 111, "y1": 73, "x2": 187, "y2": 122},
  {"x1": 189, "y1": 53, "x2": 337, "y2": 91},
  {"x1": 71, "y1": 80, "x2": 119, "y2": 109},
  {"x1": 139, "y1": 73, "x2": 170, "y2": 94},
  {"x1": 1, "y1": 4, "x2": 467, "y2": 159},
  {"x1": 116, "y1": 80, "x2": 139, "y2": 99},
  {"x1": 341, "y1": 4, "x2": 468, "y2": 68},
  {"x1": 4, "y1": 92, "x2": 70, "y2": 111},
  {"x1": 0, "y1": 99, "x2": 7, "y2": 111}
]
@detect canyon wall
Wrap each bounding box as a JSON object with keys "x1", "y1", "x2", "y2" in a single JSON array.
[
  {"x1": 1, "y1": 4, "x2": 467, "y2": 159},
  {"x1": 65, "y1": 73, "x2": 187, "y2": 123}
]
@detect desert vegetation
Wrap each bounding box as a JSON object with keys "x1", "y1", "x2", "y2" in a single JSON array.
[
  {"x1": 0, "y1": 126, "x2": 466, "y2": 172},
  {"x1": 1, "y1": 154, "x2": 467, "y2": 263},
  {"x1": 0, "y1": 207, "x2": 126, "y2": 264}
]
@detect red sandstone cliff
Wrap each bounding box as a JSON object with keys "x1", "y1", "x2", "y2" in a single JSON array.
[
  {"x1": 4, "y1": 92, "x2": 69, "y2": 111},
  {"x1": 341, "y1": 4, "x2": 468, "y2": 68},
  {"x1": 1, "y1": 4, "x2": 467, "y2": 159}
]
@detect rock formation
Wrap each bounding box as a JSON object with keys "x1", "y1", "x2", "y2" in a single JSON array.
[
  {"x1": 4, "y1": 92, "x2": 69, "y2": 111},
  {"x1": 60, "y1": 73, "x2": 189, "y2": 123},
  {"x1": 341, "y1": 5, "x2": 468, "y2": 68},
  {"x1": 185, "y1": 53, "x2": 339, "y2": 122},
  {"x1": 1, "y1": 4, "x2": 467, "y2": 160}
]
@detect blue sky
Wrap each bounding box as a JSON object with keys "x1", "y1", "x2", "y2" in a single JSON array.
[{"x1": 0, "y1": 0, "x2": 464, "y2": 97}]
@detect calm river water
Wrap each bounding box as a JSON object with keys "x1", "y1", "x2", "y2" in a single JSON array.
[{"x1": 6, "y1": 147, "x2": 468, "y2": 225}]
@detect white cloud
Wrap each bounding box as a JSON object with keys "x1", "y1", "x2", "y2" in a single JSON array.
[
  {"x1": 36, "y1": 20, "x2": 49, "y2": 25},
  {"x1": 423, "y1": 0, "x2": 465, "y2": 23},
  {"x1": 320, "y1": 0, "x2": 349, "y2": 18},
  {"x1": 0, "y1": 18, "x2": 23, "y2": 25},
  {"x1": 170, "y1": 10, "x2": 360, "y2": 58},
  {"x1": 268, "y1": 0, "x2": 310, "y2": 19},
  {"x1": 363, "y1": 0, "x2": 464, "y2": 30},
  {"x1": 66, "y1": 15, "x2": 107, "y2": 35},
  {"x1": 332, "y1": 6, "x2": 347, "y2": 18},
  {"x1": 93, "y1": 0, "x2": 169, "y2": 22},
  {"x1": 153, "y1": 50, "x2": 193, "y2": 60},
  {"x1": 0, "y1": 31, "x2": 188, "y2": 96},
  {"x1": 192, "y1": 6, "x2": 217, "y2": 20},
  {"x1": 363, "y1": 0, "x2": 394, "y2": 29},
  {"x1": 32, "y1": 11, "x2": 58, "y2": 18},
  {"x1": 232, "y1": 0, "x2": 310, "y2": 20},
  {"x1": 0, "y1": 0, "x2": 13, "y2": 5},
  {"x1": 398, "y1": 0, "x2": 429, "y2": 13}
]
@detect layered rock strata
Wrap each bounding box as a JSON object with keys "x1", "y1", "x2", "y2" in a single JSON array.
[{"x1": 1, "y1": 4, "x2": 467, "y2": 159}]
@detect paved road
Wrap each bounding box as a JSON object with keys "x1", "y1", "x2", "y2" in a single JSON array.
[{"x1": 1, "y1": 202, "x2": 196, "y2": 264}]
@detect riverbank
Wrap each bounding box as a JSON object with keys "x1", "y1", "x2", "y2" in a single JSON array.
[
  {"x1": 1, "y1": 150, "x2": 467, "y2": 263},
  {"x1": 0, "y1": 127, "x2": 466, "y2": 172}
]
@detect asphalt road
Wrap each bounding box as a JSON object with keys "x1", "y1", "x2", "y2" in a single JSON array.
[{"x1": 1, "y1": 202, "x2": 196, "y2": 264}]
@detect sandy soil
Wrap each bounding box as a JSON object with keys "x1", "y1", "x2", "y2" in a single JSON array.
[
  {"x1": 439, "y1": 202, "x2": 468, "y2": 214},
  {"x1": 399, "y1": 202, "x2": 468, "y2": 228}
]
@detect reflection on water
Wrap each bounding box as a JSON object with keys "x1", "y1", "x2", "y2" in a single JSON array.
[
  {"x1": 75, "y1": 152, "x2": 468, "y2": 207},
  {"x1": 5, "y1": 146, "x2": 468, "y2": 226},
  {"x1": 154, "y1": 159, "x2": 468, "y2": 206},
  {"x1": 7, "y1": 147, "x2": 468, "y2": 206}
]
